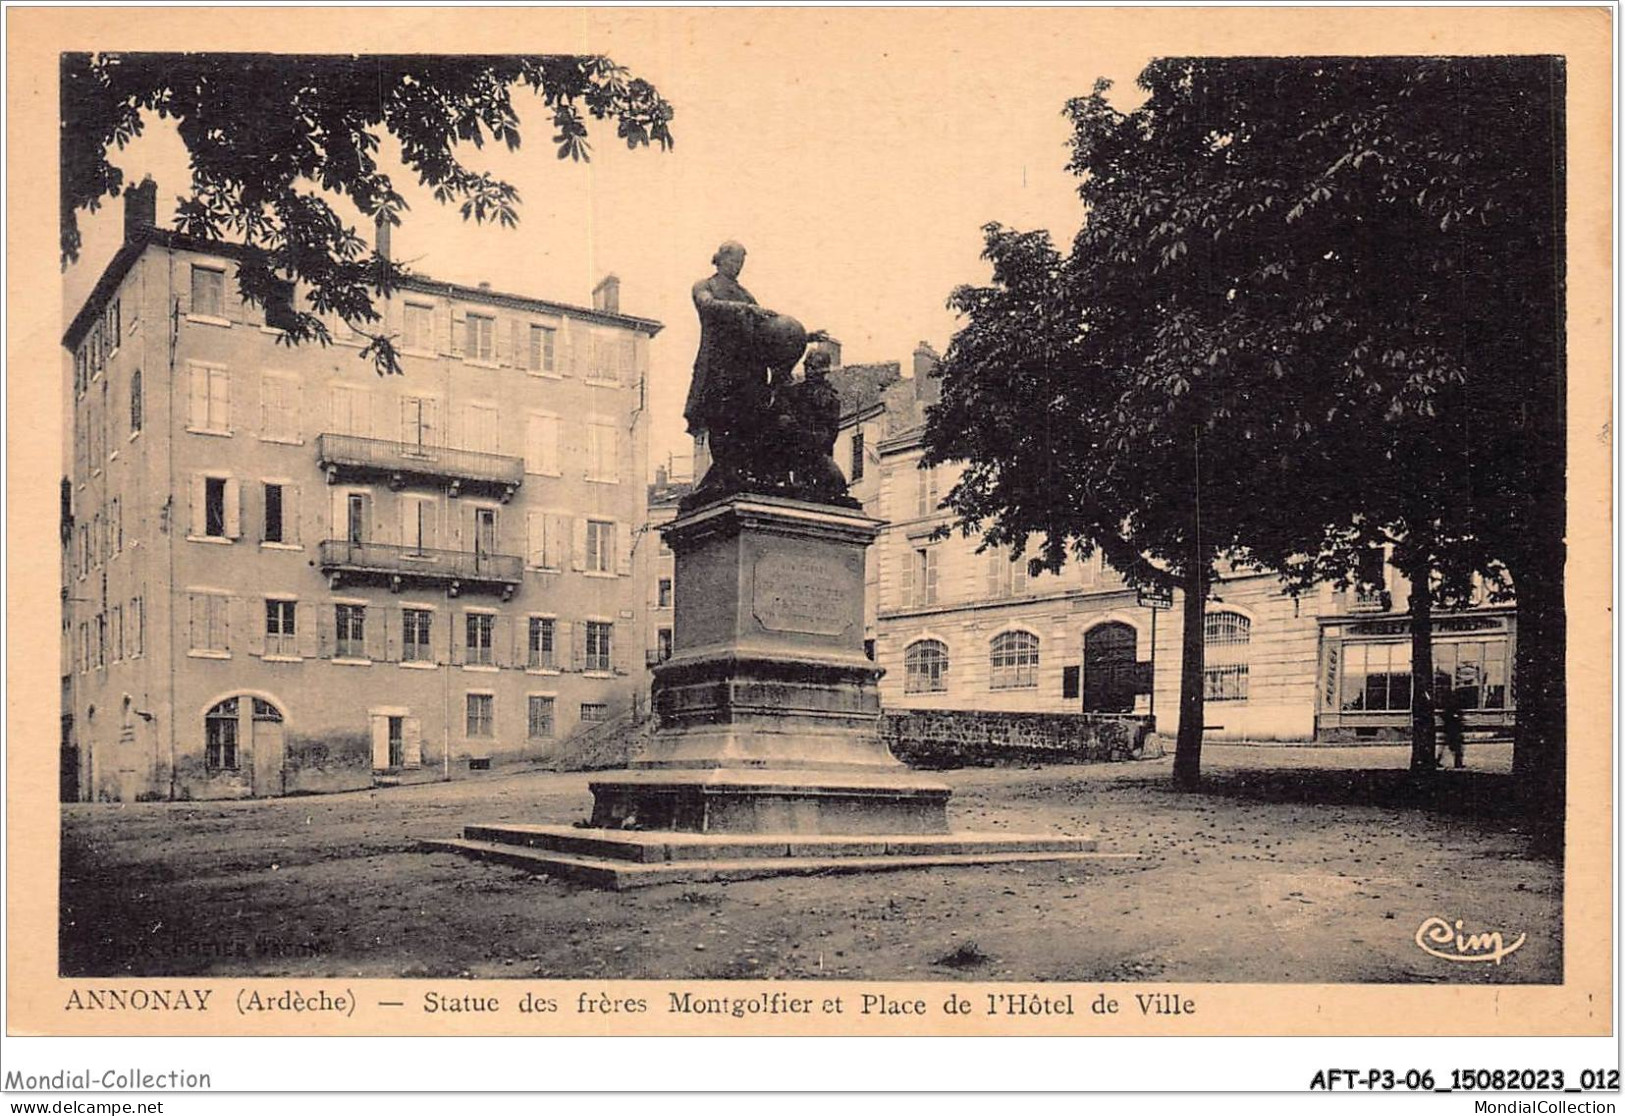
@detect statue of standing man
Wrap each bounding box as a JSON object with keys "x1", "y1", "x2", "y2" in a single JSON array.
[{"x1": 684, "y1": 241, "x2": 809, "y2": 503}]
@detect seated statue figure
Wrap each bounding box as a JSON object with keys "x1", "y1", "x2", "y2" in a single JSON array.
[{"x1": 777, "y1": 347, "x2": 860, "y2": 508}]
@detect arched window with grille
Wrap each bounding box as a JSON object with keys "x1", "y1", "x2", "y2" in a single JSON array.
[
  {"x1": 1204, "y1": 611, "x2": 1251, "y2": 701},
  {"x1": 989, "y1": 630, "x2": 1040, "y2": 690},
  {"x1": 904, "y1": 639, "x2": 950, "y2": 693},
  {"x1": 204, "y1": 698, "x2": 239, "y2": 770}
]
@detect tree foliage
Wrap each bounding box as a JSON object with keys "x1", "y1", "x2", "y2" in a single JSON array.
[
  {"x1": 926, "y1": 57, "x2": 1564, "y2": 800},
  {"x1": 61, "y1": 52, "x2": 675, "y2": 374}
]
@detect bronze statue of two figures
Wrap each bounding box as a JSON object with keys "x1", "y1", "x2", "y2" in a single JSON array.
[{"x1": 681, "y1": 242, "x2": 858, "y2": 512}]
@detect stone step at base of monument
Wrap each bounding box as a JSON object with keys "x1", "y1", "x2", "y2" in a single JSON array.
[{"x1": 420, "y1": 826, "x2": 1131, "y2": 891}]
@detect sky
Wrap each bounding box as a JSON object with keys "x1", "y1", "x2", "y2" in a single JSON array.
[{"x1": 62, "y1": 9, "x2": 1162, "y2": 475}]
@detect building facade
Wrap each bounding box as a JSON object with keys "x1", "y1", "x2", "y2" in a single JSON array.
[
  {"x1": 62, "y1": 186, "x2": 661, "y2": 801},
  {"x1": 829, "y1": 350, "x2": 1517, "y2": 744}
]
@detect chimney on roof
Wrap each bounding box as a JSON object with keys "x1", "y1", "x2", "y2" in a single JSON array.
[
  {"x1": 913, "y1": 341, "x2": 942, "y2": 406},
  {"x1": 374, "y1": 213, "x2": 392, "y2": 262},
  {"x1": 123, "y1": 177, "x2": 157, "y2": 242},
  {"x1": 809, "y1": 334, "x2": 842, "y2": 369},
  {"x1": 477, "y1": 281, "x2": 492, "y2": 291},
  {"x1": 655, "y1": 465, "x2": 668, "y2": 488},
  {"x1": 593, "y1": 274, "x2": 621, "y2": 314}
]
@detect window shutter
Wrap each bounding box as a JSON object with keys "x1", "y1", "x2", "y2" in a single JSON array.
[
  {"x1": 187, "y1": 594, "x2": 200, "y2": 651},
  {"x1": 297, "y1": 602, "x2": 319, "y2": 659},
  {"x1": 433, "y1": 302, "x2": 450, "y2": 355},
  {"x1": 513, "y1": 617, "x2": 528, "y2": 667},
  {"x1": 383, "y1": 606, "x2": 399, "y2": 663},
  {"x1": 493, "y1": 616, "x2": 511, "y2": 668},
  {"x1": 233, "y1": 370, "x2": 253, "y2": 436},
  {"x1": 613, "y1": 622, "x2": 632, "y2": 675},
  {"x1": 571, "y1": 518, "x2": 587, "y2": 571},
  {"x1": 225, "y1": 479, "x2": 242, "y2": 539},
  {"x1": 225, "y1": 595, "x2": 241, "y2": 654},
  {"x1": 317, "y1": 606, "x2": 332, "y2": 659},
  {"x1": 189, "y1": 365, "x2": 208, "y2": 428},
  {"x1": 364, "y1": 609, "x2": 385, "y2": 661},
  {"x1": 286, "y1": 485, "x2": 301, "y2": 545},
  {"x1": 451, "y1": 308, "x2": 467, "y2": 356},
  {"x1": 189, "y1": 476, "x2": 206, "y2": 537},
  {"x1": 449, "y1": 615, "x2": 465, "y2": 665},
  {"x1": 616, "y1": 521, "x2": 633, "y2": 577},
  {"x1": 570, "y1": 621, "x2": 586, "y2": 672},
  {"x1": 496, "y1": 316, "x2": 512, "y2": 366},
  {"x1": 546, "y1": 513, "x2": 569, "y2": 569},
  {"x1": 527, "y1": 513, "x2": 546, "y2": 567},
  {"x1": 247, "y1": 600, "x2": 266, "y2": 656},
  {"x1": 510, "y1": 321, "x2": 525, "y2": 370}
]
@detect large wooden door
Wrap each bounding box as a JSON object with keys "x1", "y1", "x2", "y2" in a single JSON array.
[{"x1": 1084, "y1": 623, "x2": 1138, "y2": 713}]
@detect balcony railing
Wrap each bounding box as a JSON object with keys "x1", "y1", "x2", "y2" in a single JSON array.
[
  {"x1": 1350, "y1": 586, "x2": 1392, "y2": 614},
  {"x1": 318, "y1": 539, "x2": 522, "y2": 599},
  {"x1": 316, "y1": 433, "x2": 523, "y2": 500}
]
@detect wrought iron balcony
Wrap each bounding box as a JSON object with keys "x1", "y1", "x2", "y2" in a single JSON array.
[
  {"x1": 1350, "y1": 585, "x2": 1392, "y2": 614},
  {"x1": 318, "y1": 539, "x2": 523, "y2": 599},
  {"x1": 315, "y1": 433, "x2": 523, "y2": 501}
]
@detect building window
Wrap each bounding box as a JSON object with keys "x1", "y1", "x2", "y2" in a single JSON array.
[
  {"x1": 580, "y1": 702, "x2": 609, "y2": 723},
  {"x1": 189, "y1": 593, "x2": 230, "y2": 654},
  {"x1": 986, "y1": 549, "x2": 1029, "y2": 599},
  {"x1": 110, "y1": 605, "x2": 124, "y2": 662},
  {"x1": 850, "y1": 430, "x2": 865, "y2": 481},
  {"x1": 465, "y1": 613, "x2": 495, "y2": 666},
  {"x1": 527, "y1": 324, "x2": 556, "y2": 373},
  {"x1": 586, "y1": 420, "x2": 618, "y2": 482},
  {"x1": 403, "y1": 302, "x2": 435, "y2": 352},
  {"x1": 911, "y1": 546, "x2": 939, "y2": 608},
  {"x1": 260, "y1": 374, "x2": 301, "y2": 443},
  {"x1": 528, "y1": 617, "x2": 556, "y2": 670},
  {"x1": 205, "y1": 698, "x2": 239, "y2": 770},
  {"x1": 190, "y1": 265, "x2": 226, "y2": 319},
  {"x1": 585, "y1": 621, "x2": 613, "y2": 673},
  {"x1": 130, "y1": 596, "x2": 144, "y2": 657},
  {"x1": 402, "y1": 608, "x2": 434, "y2": 663},
  {"x1": 107, "y1": 299, "x2": 121, "y2": 348},
  {"x1": 1436, "y1": 639, "x2": 1509, "y2": 711},
  {"x1": 1204, "y1": 611, "x2": 1251, "y2": 702},
  {"x1": 401, "y1": 396, "x2": 439, "y2": 449},
  {"x1": 265, "y1": 599, "x2": 297, "y2": 657},
  {"x1": 262, "y1": 483, "x2": 286, "y2": 543},
  {"x1": 527, "y1": 696, "x2": 555, "y2": 739},
  {"x1": 129, "y1": 370, "x2": 143, "y2": 433},
  {"x1": 586, "y1": 520, "x2": 615, "y2": 574},
  {"x1": 330, "y1": 385, "x2": 371, "y2": 438},
  {"x1": 111, "y1": 498, "x2": 122, "y2": 553},
  {"x1": 465, "y1": 313, "x2": 496, "y2": 362},
  {"x1": 95, "y1": 613, "x2": 107, "y2": 668},
  {"x1": 904, "y1": 639, "x2": 949, "y2": 693},
  {"x1": 1340, "y1": 641, "x2": 1410, "y2": 712},
  {"x1": 463, "y1": 403, "x2": 499, "y2": 454},
  {"x1": 204, "y1": 477, "x2": 228, "y2": 537},
  {"x1": 657, "y1": 578, "x2": 673, "y2": 609},
  {"x1": 466, "y1": 693, "x2": 494, "y2": 738},
  {"x1": 915, "y1": 463, "x2": 939, "y2": 517},
  {"x1": 335, "y1": 603, "x2": 366, "y2": 659},
  {"x1": 990, "y1": 631, "x2": 1040, "y2": 690},
  {"x1": 657, "y1": 628, "x2": 673, "y2": 662},
  {"x1": 188, "y1": 363, "x2": 230, "y2": 433},
  {"x1": 525, "y1": 414, "x2": 560, "y2": 475},
  {"x1": 264, "y1": 278, "x2": 298, "y2": 332}
]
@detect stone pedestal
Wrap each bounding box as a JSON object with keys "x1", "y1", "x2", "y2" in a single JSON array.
[
  {"x1": 589, "y1": 495, "x2": 951, "y2": 835},
  {"x1": 425, "y1": 493, "x2": 1114, "y2": 888}
]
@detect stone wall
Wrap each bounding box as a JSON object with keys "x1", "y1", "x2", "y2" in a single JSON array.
[{"x1": 881, "y1": 709, "x2": 1153, "y2": 769}]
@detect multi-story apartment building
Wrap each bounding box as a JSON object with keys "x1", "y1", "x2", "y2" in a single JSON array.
[
  {"x1": 643, "y1": 465, "x2": 693, "y2": 671},
  {"x1": 828, "y1": 345, "x2": 1516, "y2": 744},
  {"x1": 61, "y1": 182, "x2": 661, "y2": 801}
]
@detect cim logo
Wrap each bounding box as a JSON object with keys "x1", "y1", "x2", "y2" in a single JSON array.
[{"x1": 1414, "y1": 916, "x2": 1526, "y2": 965}]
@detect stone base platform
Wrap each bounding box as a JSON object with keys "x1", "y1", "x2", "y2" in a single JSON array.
[{"x1": 420, "y1": 824, "x2": 1124, "y2": 891}]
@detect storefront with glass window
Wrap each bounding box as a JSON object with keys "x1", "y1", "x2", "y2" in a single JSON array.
[{"x1": 1315, "y1": 609, "x2": 1516, "y2": 740}]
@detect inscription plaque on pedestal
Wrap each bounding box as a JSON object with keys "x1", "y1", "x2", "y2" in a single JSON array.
[{"x1": 752, "y1": 551, "x2": 854, "y2": 637}]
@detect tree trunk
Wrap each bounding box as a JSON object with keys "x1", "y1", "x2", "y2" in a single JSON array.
[
  {"x1": 1509, "y1": 550, "x2": 1565, "y2": 855},
  {"x1": 1172, "y1": 557, "x2": 1206, "y2": 789},
  {"x1": 1407, "y1": 562, "x2": 1436, "y2": 772}
]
